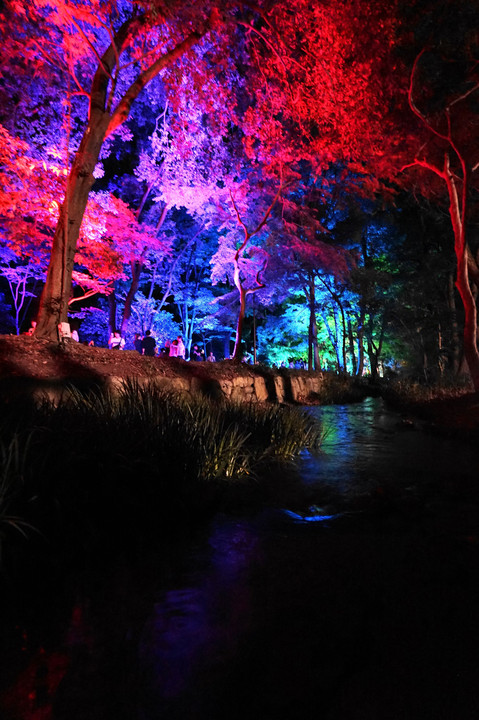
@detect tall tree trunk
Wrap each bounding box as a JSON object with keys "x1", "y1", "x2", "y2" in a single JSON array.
[
  {"x1": 445, "y1": 160, "x2": 479, "y2": 390},
  {"x1": 320, "y1": 310, "x2": 341, "y2": 371},
  {"x1": 35, "y1": 116, "x2": 110, "y2": 338},
  {"x1": 367, "y1": 312, "x2": 386, "y2": 381},
  {"x1": 347, "y1": 317, "x2": 357, "y2": 375},
  {"x1": 233, "y1": 285, "x2": 247, "y2": 361},
  {"x1": 338, "y1": 299, "x2": 348, "y2": 372},
  {"x1": 447, "y1": 272, "x2": 461, "y2": 374},
  {"x1": 33, "y1": 19, "x2": 208, "y2": 340},
  {"x1": 307, "y1": 285, "x2": 313, "y2": 371},
  {"x1": 305, "y1": 277, "x2": 319, "y2": 370},
  {"x1": 229, "y1": 185, "x2": 282, "y2": 362},
  {"x1": 312, "y1": 316, "x2": 320, "y2": 371},
  {"x1": 356, "y1": 310, "x2": 365, "y2": 376}
]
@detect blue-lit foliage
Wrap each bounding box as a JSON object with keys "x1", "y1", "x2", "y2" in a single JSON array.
[{"x1": 0, "y1": 0, "x2": 472, "y2": 381}]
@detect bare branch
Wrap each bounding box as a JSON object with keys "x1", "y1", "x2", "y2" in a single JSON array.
[
  {"x1": 237, "y1": 20, "x2": 289, "y2": 75},
  {"x1": 401, "y1": 158, "x2": 447, "y2": 180},
  {"x1": 448, "y1": 81, "x2": 479, "y2": 108},
  {"x1": 250, "y1": 178, "x2": 284, "y2": 237},
  {"x1": 229, "y1": 189, "x2": 249, "y2": 247},
  {"x1": 68, "y1": 14, "x2": 114, "y2": 85},
  {"x1": 408, "y1": 49, "x2": 451, "y2": 145}
]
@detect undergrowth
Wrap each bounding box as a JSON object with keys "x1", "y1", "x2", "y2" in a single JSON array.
[{"x1": 0, "y1": 381, "x2": 324, "y2": 563}]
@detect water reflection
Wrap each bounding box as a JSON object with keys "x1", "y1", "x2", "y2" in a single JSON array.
[
  {"x1": 138, "y1": 520, "x2": 258, "y2": 719},
  {"x1": 301, "y1": 396, "x2": 479, "y2": 496},
  {"x1": 2, "y1": 397, "x2": 479, "y2": 720}
]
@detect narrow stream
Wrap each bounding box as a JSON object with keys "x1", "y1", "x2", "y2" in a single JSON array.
[{"x1": 2, "y1": 397, "x2": 479, "y2": 719}]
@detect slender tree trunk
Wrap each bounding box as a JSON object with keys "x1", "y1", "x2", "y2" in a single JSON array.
[
  {"x1": 321, "y1": 310, "x2": 341, "y2": 371},
  {"x1": 306, "y1": 284, "x2": 313, "y2": 371},
  {"x1": 367, "y1": 312, "x2": 386, "y2": 381},
  {"x1": 348, "y1": 318, "x2": 357, "y2": 375},
  {"x1": 120, "y1": 260, "x2": 144, "y2": 337},
  {"x1": 312, "y1": 316, "x2": 320, "y2": 371},
  {"x1": 357, "y1": 310, "x2": 365, "y2": 376},
  {"x1": 233, "y1": 285, "x2": 247, "y2": 361},
  {"x1": 305, "y1": 277, "x2": 319, "y2": 370},
  {"x1": 445, "y1": 161, "x2": 479, "y2": 390},
  {"x1": 337, "y1": 299, "x2": 347, "y2": 372},
  {"x1": 108, "y1": 292, "x2": 118, "y2": 336},
  {"x1": 229, "y1": 185, "x2": 282, "y2": 362},
  {"x1": 447, "y1": 272, "x2": 461, "y2": 374}
]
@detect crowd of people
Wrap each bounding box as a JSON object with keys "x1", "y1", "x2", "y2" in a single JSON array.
[
  {"x1": 109, "y1": 330, "x2": 215, "y2": 361},
  {"x1": 24, "y1": 320, "x2": 217, "y2": 361}
]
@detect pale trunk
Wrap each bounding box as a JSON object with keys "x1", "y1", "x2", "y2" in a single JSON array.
[
  {"x1": 348, "y1": 318, "x2": 357, "y2": 375},
  {"x1": 446, "y1": 164, "x2": 479, "y2": 390},
  {"x1": 232, "y1": 285, "x2": 247, "y2": 361}
]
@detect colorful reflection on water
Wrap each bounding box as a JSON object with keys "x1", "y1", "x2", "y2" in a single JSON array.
[{"x1": 2, "y1": 398, "x2": 479, "y2": 719}]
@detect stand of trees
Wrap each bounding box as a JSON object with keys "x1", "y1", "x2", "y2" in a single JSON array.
[{"x1": 1, "y1": 0, "x2": 478, "y2": 383}]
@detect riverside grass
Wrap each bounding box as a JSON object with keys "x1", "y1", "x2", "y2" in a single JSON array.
[{"x1": 0, "y1": 381, "x2": 324, "y2": 560}]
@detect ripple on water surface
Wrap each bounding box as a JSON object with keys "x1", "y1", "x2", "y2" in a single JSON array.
[{"x1": 300, "y1": 396, "x2": 479, "y2": 499}]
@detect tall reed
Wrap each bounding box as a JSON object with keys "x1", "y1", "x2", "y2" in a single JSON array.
[{"x1": 0, "y1": 381, "x2": 324, "y2": 561}]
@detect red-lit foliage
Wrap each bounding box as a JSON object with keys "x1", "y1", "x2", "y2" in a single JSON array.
[
  {"x1": 396, "y1": 0, "x2": 479, "y2": 389},
  {"x1": 0, "y1": 0, "x2": 407, "y2": 339},
  {"x1": 0, "y1": 124, "x2": 167, "y2": 317}
]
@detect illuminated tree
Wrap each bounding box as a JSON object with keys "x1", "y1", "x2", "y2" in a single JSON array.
[
  {"x1": 403, "y1": 47, "x2": 479, "y2": 387},
  {"x1": 1, "y1": 0, "x2": 403, "y2": 340},
  {"x1": 0, "y1": 0, "x2": 224, "y2": 338}
]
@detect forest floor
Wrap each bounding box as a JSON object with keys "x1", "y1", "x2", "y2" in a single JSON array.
[{"x1": 1, "y1": 334, "x2": 479, "y2": 436}]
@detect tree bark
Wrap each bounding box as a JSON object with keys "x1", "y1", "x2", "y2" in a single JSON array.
[
  {"x1": 36, "y1": 116, "x2": 110, "y2": 338},
  {"x1": 305, "y1": 277, "x2": 318, "y2": 370},
  {"x1": 447, "y1": 272, "x2": 461, "y2": 374},
  {"x1": 120, "y1": 260, "x2": 144, "y2": 337},
  {"x1": 34, "y1": 18, "x2": 208, "y2": 339},
  {"x1": 108, "y1": 292, "x2": 118, "y2": 336},
  {"x1": 445, "y1": 159, "x2": 479, "y2": 389}
]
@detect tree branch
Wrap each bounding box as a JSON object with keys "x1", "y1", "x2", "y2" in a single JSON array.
[
  {"x1": 408, "y1": 49, "x2": 451, "y2": 145},
  {"x1": 106, "y1": 29, "x2": 207, "y2": 137}
]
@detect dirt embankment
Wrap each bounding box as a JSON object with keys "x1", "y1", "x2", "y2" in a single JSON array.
[
  {"x1": 0, "y1": 335, "x2": 241, "y2": 382},
  {"x1": 2, "y1": 335, "x2": 479, "y2": 436}
]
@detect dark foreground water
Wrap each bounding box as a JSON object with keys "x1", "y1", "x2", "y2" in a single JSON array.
[{"x1": 2, "y1": 397, "x2": 479, "y2": 719}]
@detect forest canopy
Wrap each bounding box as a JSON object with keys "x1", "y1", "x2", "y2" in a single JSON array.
[{"x1": 1, "y1": 0, "x2": 479, "y2": 384}]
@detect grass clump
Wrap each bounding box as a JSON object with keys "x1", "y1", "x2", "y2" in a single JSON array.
[
  {"x1": 0, "y1": 381, "x2": 324, "y2": 563},
  {"x1": 0, "y1": 433, "x2": 35, "y2": 561}
]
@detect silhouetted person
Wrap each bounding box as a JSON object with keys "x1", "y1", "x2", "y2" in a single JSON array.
[
  {"x1": 134, "y1": 333, "x2": 143, "y2": 353},
  {"x1": 142, "y1": 330, "x2": 156, "y2": 357}
]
